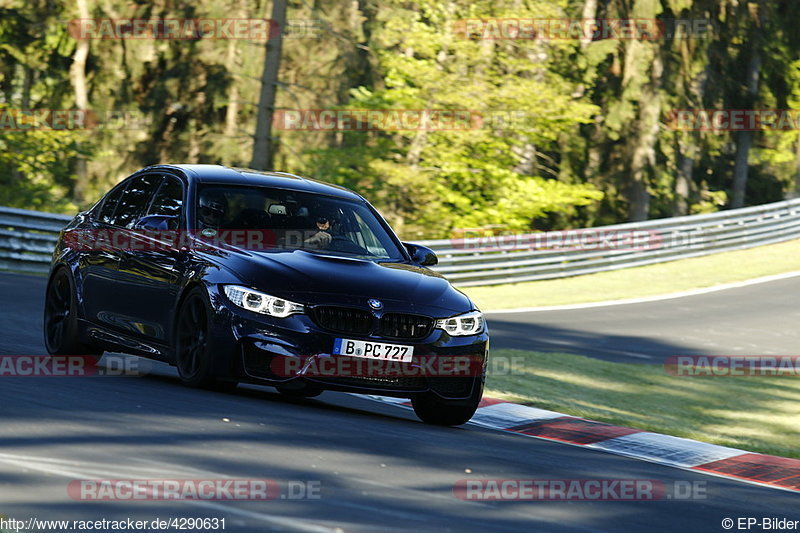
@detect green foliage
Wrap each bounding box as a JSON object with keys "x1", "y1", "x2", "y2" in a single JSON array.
[
  {"x1": 1, "y1": 0, "x2": 799, "y2": 236},
  {"x1": 0, "y1": 107, "x2": 85, "y2": 211},
  {"x1": 309, "y1": 0, "x2": 602, "y2": 237}
]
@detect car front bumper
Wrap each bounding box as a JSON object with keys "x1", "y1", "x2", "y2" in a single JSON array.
[{"x1": 207, "y1": 286, "x2": 489, "y2": 400}]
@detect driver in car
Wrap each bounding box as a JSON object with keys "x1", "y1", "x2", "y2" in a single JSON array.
[
  {"x1": 303, "y1": 216, "x2": 333, "y2": 250},
  {"x1": 198, "y1": 191, "x2": 227, "y2": 230}
]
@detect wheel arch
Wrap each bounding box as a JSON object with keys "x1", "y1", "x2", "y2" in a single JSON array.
[
  {"x1": 46, "y1": 262, "x2": 84, "y2": 318},
  {"x1": 170, "y1": 280, "x2": 208, "y2": 346}
]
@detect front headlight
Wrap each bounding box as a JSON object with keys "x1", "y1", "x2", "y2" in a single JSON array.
[
  {"x1": 435, "y1": 310, "x2": 484, "y2": 336},
  {"x1": 223, "y1": 285, "x2": 304, "y2": 318}
]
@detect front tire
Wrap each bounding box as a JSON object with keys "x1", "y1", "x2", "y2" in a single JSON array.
[
  {"x1": 43, "y1": 268, "x2": 102, "y2": 359},
  {"x1": 411, "y1": 377, "x2": 484, "y2": 426},
  {"x1": 174, "y1": 287, "x2": 229, "y2": 389}
]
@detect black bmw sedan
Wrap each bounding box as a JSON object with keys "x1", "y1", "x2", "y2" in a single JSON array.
[{"x1": 43, "y1": 165, "x2": 489, "y2": 425}]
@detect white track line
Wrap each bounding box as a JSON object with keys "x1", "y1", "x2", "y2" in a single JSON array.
[
  {"x1": 485, "y1": 270, "x2": 800, "y2": 314},
  {"x1": 0, "y1": 452, "x2": 341, "y2": 533}
]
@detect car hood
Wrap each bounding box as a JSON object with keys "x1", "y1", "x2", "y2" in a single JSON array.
[{"x1": 212, "y1": 249, "x2": 473, "y2": 315}]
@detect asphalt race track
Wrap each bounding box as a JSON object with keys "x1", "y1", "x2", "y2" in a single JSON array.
[
  {"x1": 0, "y1": 272, "x2": 797, "y2": 532},
  {"x1": 488, "y1": 275, "x2": 800, "y2": 363}
]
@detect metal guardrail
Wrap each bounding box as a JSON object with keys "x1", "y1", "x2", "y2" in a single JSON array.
[
  {"x1": 2, "y1": 199, "x2": 800, "y2": 284},
  {"x1": 415, "y1": 198, "x2": 800, "y2": 286},
  {"x1": 0, "y1": 207, "x2": 71, "y2": 275}
]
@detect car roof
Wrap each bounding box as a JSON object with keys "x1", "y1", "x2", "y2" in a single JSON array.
[{"x1": 139, "y1": 164, "x2": 365, "y2": 202}]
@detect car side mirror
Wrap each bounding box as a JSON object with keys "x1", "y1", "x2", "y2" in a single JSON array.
[
  {"x1": 404, "y1": 242, "x2": 438, "y2": 266},
  {"x1": 133, "y1": 215, "x2": 178, "y2": 231}
]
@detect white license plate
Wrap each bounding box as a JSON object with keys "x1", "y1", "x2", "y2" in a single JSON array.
[{"x1": 333, "y1": 338, "x2": 414, "y2": 362}]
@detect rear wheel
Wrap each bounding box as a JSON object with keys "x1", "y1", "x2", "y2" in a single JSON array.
[
  {"x1": 175, "y1": 287, "x2": 236, "y2": 390},
  {"x1": 43, "y1": 268, "x2": 102, "y2": 359},
  {"x1": 411, "y1": 378, "x2": 483, "y2": 426}
]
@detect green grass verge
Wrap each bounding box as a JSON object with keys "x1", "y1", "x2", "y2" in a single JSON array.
[
  {"x1": 463, "y1": 239, "x2": 800, "y2": 310},
  {"x1": 486, "y1": 349, "x2": 800, "y2": 458}
]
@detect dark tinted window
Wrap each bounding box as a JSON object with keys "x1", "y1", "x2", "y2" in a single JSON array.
[
  {"x1": 147, "y1": 176, "x2": 184, "y2": 225},
  {"x1": 197, "y1": 185, "x2": 404, "y2": 260},
  {"x1": 113, "y1": 174, "x2": 161, "y2": 228},
  {"x1": 97, "y1": 183, "x2": 127, "y2": 225}
]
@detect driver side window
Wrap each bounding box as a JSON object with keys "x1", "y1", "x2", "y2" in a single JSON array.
[
  {"x1": 146, "y1": 175, "x2": 184, "y2": 229},
  {"x1": 109, "y1": 174, "x2": 162, "y2": 228},
  {"x1": 97, "y1": 183, "x2": 127, "y2": 225}
]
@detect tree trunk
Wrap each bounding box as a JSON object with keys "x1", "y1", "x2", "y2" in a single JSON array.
[
  {"x1": 790, "y1": 135, "x2": 800, "y2": 199},
  {"x1": 224, "y1": 39, "x2": 239, "y2": 137},
  {"x1": 674, "y1": 143, "x2": 693, "y2": 216},
  {"x1": 731, "y1": 127, "x2": 754, "y2": 208},
  {"x1": 69, "y1": 0, "x2": 91, "y2": 205},
  {"x1": 626, "y1": 49, "x2": 663, "y2": 222},
  {"x1": 250, "y1": 0, "x2": 287, "y2": 171},
  {"x1": 580, "y1": 0, "x2": 598, "y2": 50},
  {"x1": 21, "y1": 66, "x2": 33, "y2": 108},
  {"x1": 224, "y1": 2, "x2": 246, "y2": 139},
  {"x1": 731, "y1": 50, "x2": 761, "y2": 208},
  {"x1": 731, "y1": 9, "x2": 763, "y2": 208},
  {"x1": 627, "y1": 170, "x2": 650, "y2": 221}
]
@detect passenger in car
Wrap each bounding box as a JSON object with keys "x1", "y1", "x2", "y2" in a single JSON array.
[{"x1": 304, "y1": 216, "x2": 332, "y2": 249}]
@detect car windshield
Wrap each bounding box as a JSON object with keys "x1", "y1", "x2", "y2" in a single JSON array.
[{"x1": 195, "y1": 185, "x2": 405, "y2": 261}]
